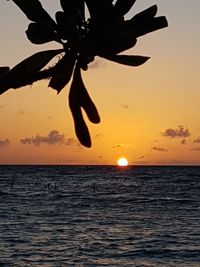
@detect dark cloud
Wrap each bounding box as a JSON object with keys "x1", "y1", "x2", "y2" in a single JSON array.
[
  {"x1": 47, "y1": 115, "x2": 53, "y2": 120},
  {"x1": 181, "y1": 139, "x2": 186, "y2": 145},
  {"x1": 0, "y1": 138, "x2": 10, "y2": 148},
  {"x1": 138, "y1": 155, "x2": 145, "y2": 159},
  {"x1": 66, "y1": 138, "x2": 80, "y2": 147},
  {"x1": 20, "y1": 130, "x2": 65, "y2": 146},
  {"x1": 112, "y1": 144, "x2": 122, "y2": 149},
  {"x1": 18, "y1": 110, "x2": 25, "y2": 115},
  {"x1": 162, "y1": 126, "x2": 191, "y2": 138},
  {"x1": 190, "y1": 147, "x2": 200, "y2": 152},
  {"x1": 193, "y1": 137, "x2": 200, "y2": 143},
  {"x1": 95, "y1": 133, "x2": 103, "y2": 139},
  {"x1": 20, "y1": 130, "x2": 81, "y2": 147},
  {"x1": 122, "y1": 104, "x2": 129, "y2": 109},
  {"x1": 112, "y1": 143, "x2": 130, "y2": 149},
  {"x1": 151, "y1": 146, "x2": 168, "y2": 152}
]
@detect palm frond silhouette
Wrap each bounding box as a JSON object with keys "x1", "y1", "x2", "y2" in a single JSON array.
[{"x1": 0, "y1": 0, "x2": 168, "y2": 147}]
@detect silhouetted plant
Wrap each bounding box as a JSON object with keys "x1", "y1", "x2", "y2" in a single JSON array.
[{"x1": 0, "y1": 0, "x2": 168, "y2": 147}]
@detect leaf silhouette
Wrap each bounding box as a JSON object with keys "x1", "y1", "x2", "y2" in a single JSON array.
[
  {"x1": 26, "y1": 23, "x2": 58, "y2": 44},
  {"x1": 55, "y1": 11, "x2": 68, "y2": 40},
  {"x1": 48, "y1": 54, "x2": 75, "y2": 93},
  {"x1": 114, "y1": 0, "x2": 136, "y2": 17},
  {"x1": 96, "y1": 4, "x2": 167, "y2": 57},
  {"x1": 136, "y1": 17, "x2": 168, "y2": 37},
  {"x1": 96, "y1": 29, "x2": 137, "y2": 56},
  {"x1": 13, "y1": 0, "x2": 56, "y2": 28},
  {"x1": 105, "y1": 55, "x2": 150, "y2": 66},
  {"x1": 0, "y1": 67, "x2": 10, "y2": 77},
  {"x1": 85, "y1": 0, "x2": 116, "y2": 29},
  {"x1": 126, "y1": 5, "x2": 168, "y2": 37},
  {"x1": 133, "y1": 5, "x2": 158, "y2": 22},
  {"x1": 0, "y1": 49, "x2": 63, "y2": 94},
  {"x1": 60, "y1": 0, "x2": 85, "y2": 27}
]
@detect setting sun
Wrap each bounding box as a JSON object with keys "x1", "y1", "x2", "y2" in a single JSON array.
[{"x1": 117, "y1": 157, "x2": 128, "y2": 167}]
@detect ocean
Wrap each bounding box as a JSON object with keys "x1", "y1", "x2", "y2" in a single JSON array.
[{"x1": 0, "y1": 165, "x2": 199, "y2": 267}]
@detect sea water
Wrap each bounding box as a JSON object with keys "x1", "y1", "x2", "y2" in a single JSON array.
[{"x1": 0, "y1": 165, "x2": 199, "y2": 266}]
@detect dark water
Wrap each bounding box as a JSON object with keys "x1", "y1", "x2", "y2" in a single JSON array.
[{"x1": 0, "y1": 165, "x2": 199, "y2": 267}]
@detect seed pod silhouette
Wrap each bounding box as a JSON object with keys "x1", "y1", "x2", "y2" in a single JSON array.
[
  {"x1": 72, "y1": 65, "x2": 100, "y2": 123},
  {"x1": 69, "y1": 65, "x2": 92, "y2": 147}
]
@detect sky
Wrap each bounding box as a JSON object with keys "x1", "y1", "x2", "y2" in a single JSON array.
[{"x1": 0, "y1": 0, "x2": 200, "y2": 165}]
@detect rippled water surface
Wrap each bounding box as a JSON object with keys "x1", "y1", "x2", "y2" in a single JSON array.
[{"x1": 0, "y1": 165, "x2": 199, "y2": 266}]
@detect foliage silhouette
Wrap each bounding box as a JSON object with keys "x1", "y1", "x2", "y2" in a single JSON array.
[{"x1": 0, "y1": 0, "x2": 168, "y2": 147}]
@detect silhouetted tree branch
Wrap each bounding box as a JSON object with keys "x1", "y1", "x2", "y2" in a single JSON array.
[{"x1": 0, "y1": 0, "x2": 168, "y2": 147}]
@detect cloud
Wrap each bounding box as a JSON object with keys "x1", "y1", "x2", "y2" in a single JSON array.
[
  {"x1": 18, "y1": 110, "x2": 25, "y2": 115},
  {"x1": 112, "y1": 144, "x2": 122, "y2": 149},
  {"x1": 65, "y1": 138, "x2": 80, "y2": 147},
  {"x1": 20, "y1": 130, "x2": 81, "y2": 147},
  {"x1": 95, "y1": 133, "x2": 103, "y2": 139},
  {"x1": 47, "y1": 115, "x2": 53, "y2": 120},
  {"x1": 0, "y1": 138, "x2": 10, "y2": 148},
  {"x1": 151, "y1": 146, "x2": 168, "y2": 152},
  {"x1": 181, "y1": 139, "x2": 186, "y2": 145},
  {"x1": 20, "y1": 130, "x2": 65, "y2": 146},
  {"x1": 162, "y1": 126, "x2": 191, "y2": 138},
  {"x1": 193, "y1": 137, "x2": 200, "y2": 143},
  {"x1": 138, "y1": 155, "x2": 145, "y2": 159},
  {"x1": 112, "y1": 143, "x2": 130, "y2": 149},
  {"x1": 0, "y1": 105, "x2": 3, "y2": 109},
  {"x1": 122, "y1": 104, "x2": 129, "y2": 109},
  {"x1": 190, "y1": 147, "x2": 200, "y2": 152}
]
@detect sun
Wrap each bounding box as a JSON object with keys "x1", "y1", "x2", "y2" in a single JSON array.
[{"x1": 117, "y1": 157, "x2": 128, "y2": 167}]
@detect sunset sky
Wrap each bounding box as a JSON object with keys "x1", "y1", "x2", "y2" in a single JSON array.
[{"x1": 0, "y1": 0, "x2": 200, "y2": 165}]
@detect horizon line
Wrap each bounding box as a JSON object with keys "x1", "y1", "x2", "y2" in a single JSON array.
[{"x1": 0, "y1": 164, "x2": 200, "y2": 167}]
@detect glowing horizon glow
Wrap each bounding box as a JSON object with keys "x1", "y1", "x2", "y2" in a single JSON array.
[
  {"x1": 117, "y1": 157, "x2": 128, "y2": 167},
  {"x1": 0, "y1": 2, "x2": 200, "y2": 165}
]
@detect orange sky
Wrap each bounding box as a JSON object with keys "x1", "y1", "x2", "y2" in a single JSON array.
[{"x1": 1, "y1": 1, "x2": 200, "y2": 165}]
